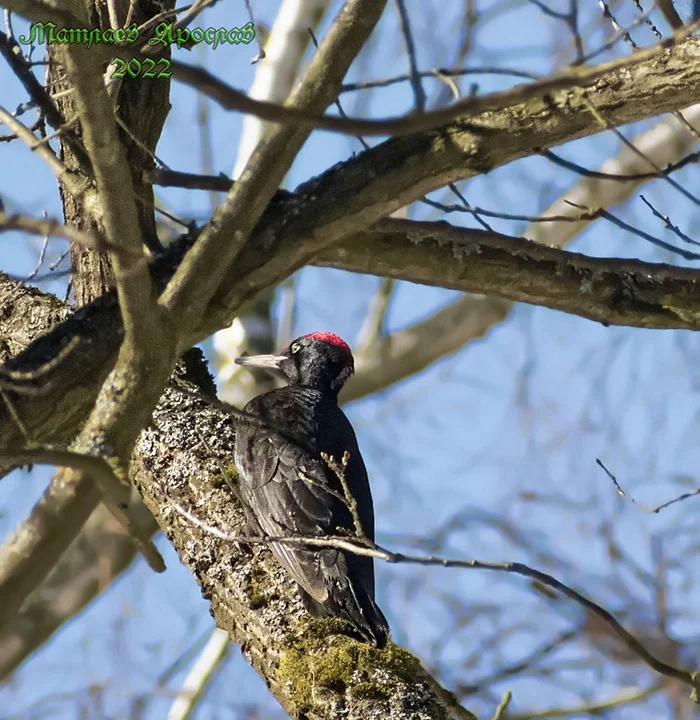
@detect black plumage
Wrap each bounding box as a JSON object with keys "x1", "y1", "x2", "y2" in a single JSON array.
[{"x1": 233, "y1": 331, "x2": 389, "y2": 646}]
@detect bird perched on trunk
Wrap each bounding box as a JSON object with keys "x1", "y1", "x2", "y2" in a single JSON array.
[{"x1": 233, "y1": 331, "x2": 389, "y2": 647}]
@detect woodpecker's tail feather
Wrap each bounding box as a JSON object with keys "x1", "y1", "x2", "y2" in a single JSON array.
[{"x1": 301, "y1": 584, "x2": 390, "y2": 648}]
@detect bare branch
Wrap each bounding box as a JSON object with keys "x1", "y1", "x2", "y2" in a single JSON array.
[
  {"x1": 60, "y1": 39, "x2": 159, "y2": 349},
  {"x1": 0, "y1": 500, "x2": 157, "y2": 680},
  {"x1": 170, "y1": 501, "x2": 700, "y2": 694},
  {"x1": 167, "y1": 628, "x2": 230, "y2": 720},
  {"x1": 0, "y1": 447, "x2": 164, "y2": 632},
  {"x1": 317, "y1": 219, "x2": 700, "y2": 331},
  {"x1": 394, "y1": 0, "x2": 426, "y2": 112},
  {"x1": 340, "y1": 65, "x2": 540, "y2": 93},
  {"x1": 597, "y1": 458, "x2": 700, "y2": 513},
  {"x1": 322, "y1": 451, "x2": 370, "y2": 541},
  {"x1": 161, "y1": 0, "x2": 389, "y2": 333},
  {"x1": 0, "y1": 28, "x2": 88, "y2": 165},
  {"x1": 0, "y1": 211, "x2": 105, "y2": 251},
  {"x1": 0, "y1": 104, "x2": 85, "y2": 196}
]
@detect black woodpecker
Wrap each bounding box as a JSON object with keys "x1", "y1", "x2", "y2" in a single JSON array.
[{"x1": 233, "y1": 331, "x2": 390, "y2": 647}]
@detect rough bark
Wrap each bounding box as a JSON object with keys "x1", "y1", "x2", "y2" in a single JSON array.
[
  {"x1": 47, "y1": 0, "x2": 173, "y2": 304},
  {"x1": 0, "y1": 283, "x2": 474, "y2": 715},
  {"x1": 318, "y1": 222, "x2": 700, "y2": 331}
]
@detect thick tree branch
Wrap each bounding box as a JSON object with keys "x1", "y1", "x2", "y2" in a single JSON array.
[
  {"x1": 60, "y1": 41, "x2": 159, "y2": 348},
  {"x1": 343, "y1": 105, "x2": 700, "y2": 407},
  {"x1": 0, "y1": 502, "x2": 156, "y2": 680},
  {"x1": 197, "y1": 34, "x2": 700, "y2": 338},
  {"x1": 3, "y1": 213, "x2": 700, "y2": 460},
  {"x1": 316, "y1": 220, "x2": 700, "y2": 330},
  {"x1": 49, "y1": 30, "x2": 173, "y2": 564},
  {"x1": 162, "y1": 0, "x2": 389, "y2": 335}
]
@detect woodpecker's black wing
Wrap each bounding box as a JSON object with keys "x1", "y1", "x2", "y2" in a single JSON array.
[{"x1": 234, "y1": 387, "x2": 389, "y2": 646}]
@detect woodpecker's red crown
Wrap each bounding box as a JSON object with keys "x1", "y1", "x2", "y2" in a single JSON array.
[{"x1": 296, "y1": 331, "x2": 352, "y2": 358}]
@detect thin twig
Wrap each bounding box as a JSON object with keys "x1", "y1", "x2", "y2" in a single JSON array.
[
  {"x1": 340, "y1": 65, "x2": 539, "y2": 93},
  {"x1": 564, "y1": 201, "x2": 700, "y2": 260},
  {"x1": 639, "y1": 194, "x2": 700, "y2": 247},
  {"x1": 0, "y1": 211, "x2": 116, "y2": 252},
  {"x1": 542, "y1": 147, "x2": 700, "y2": 182},
  {"x1": 0, "y1": 104, "x2": 85, "y2": 196},
  {"x1": 172, "y1": 502, "x2": 700, "y2": 693},
  {"x1": 25, "y1": 211, "x2": 50, "y2": 282},
  {"x1": 322, "y1": 451, "x2": 368, "y2": 541},
  {"x1": 0, "y1": 336, "x2": 79, "y2": 394},
  {"x1": 597, "y1": 458, "x2": 700, "y2": 513},
  {"x1": 242, "y1": 0, "x2": 264, "y2": 62},
  {"x1": 394, "y1": 0, "x2": 426, "y2": 112},
  {"x1": 308, "y1": 28, "x2": 370, "y2": 151},
  {"x1": 490, "y1": 691, "x2": 512, "y2": 720}
]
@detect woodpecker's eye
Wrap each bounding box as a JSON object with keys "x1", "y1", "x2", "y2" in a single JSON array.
[{"x1": 290, "y1": 342, "x2": 301, "y2": 354}]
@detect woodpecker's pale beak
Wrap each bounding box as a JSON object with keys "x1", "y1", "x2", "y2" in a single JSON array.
[{"x1": 235, "y1": 353, "x2": 286, "y2": 371}]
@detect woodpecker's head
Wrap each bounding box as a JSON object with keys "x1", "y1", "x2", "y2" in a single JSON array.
[{"x1": 235, "y1": 331, "x2": 354, "y2": 396}]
